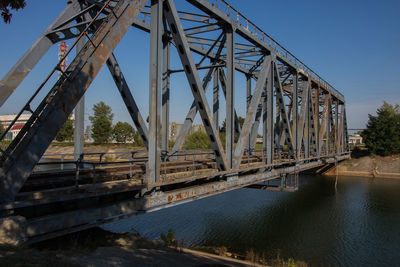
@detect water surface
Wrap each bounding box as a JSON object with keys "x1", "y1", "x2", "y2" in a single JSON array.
[{"x1": 104, "y1": 175, "x2": 400, "y2": 266}]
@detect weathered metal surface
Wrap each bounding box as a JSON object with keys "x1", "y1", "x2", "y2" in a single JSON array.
[
  {"x1": 23, "y1": 155, "x2": 350, "y2": 243},
  {"x1": 0, "y1": 0, "x2": 350, "y2": 243},
  {"x1": 106, "y1": 53, "x2": 149, "y2": 148},
  {"x1": 0, "y1": 0, "x2": 148, "y2": 203}
]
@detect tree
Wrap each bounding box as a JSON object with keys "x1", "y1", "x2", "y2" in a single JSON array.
[
  {"x1": 0, "y1": 121, "x2": 5, "y2": 136},
  {"x1": 89, "y1": 101, "x2": 113, "y2": 144},
  {"x1": 219, "y1": 116, "x2": 245, "y2": 133},
  {"x1": 0, "y1": 0, "x2": 26, "y2": 23},
  {"x1": 183, "y1": 131, "x2": 210, "y2": 149},
  {"x1": 55, "y1": 118, "x2": 74, "y2": 142},
  {"x1": 112, "y1": 122, "x2": 134, "y2": 143},
  {"x1": 361, "y1": 102, "x2": 400, "y2": 156},
  {"x1": 132, "y1": 130, "x2": 144, "y2": 147}
]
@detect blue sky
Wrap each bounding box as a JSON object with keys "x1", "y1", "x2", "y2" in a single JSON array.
[{"x1": 0, "y1": 0, "x2": 399, "y2": 130}]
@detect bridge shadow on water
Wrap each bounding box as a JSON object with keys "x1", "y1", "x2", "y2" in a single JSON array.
[{"x1": 104, "y1": 174, "x2": 400, "y2": 266}]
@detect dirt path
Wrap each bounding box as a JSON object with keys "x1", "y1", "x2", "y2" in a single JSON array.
[{"x1": 0, "y1": 228, "x2": 266, "y2": 267}]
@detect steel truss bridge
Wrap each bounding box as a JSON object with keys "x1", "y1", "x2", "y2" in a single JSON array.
[{"x1": 0, "y1": 0, "x2": 349, "y2": 243}]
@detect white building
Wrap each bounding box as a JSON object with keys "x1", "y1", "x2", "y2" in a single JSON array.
[{"x1": 0, "y1": 113, "x2": 74, "y2": 140}]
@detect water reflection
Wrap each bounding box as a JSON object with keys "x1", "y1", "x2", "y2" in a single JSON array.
[{"x1": 103, "y1": 175, "x2": 400, "y2": 266}]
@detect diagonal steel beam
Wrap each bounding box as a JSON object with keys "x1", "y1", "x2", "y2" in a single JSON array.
[
  {"x1": 170, "y1": 34, "x2": 226, "y2": 154},
  {"x1": 274, "y1": 61, "x2": 295, "y2": 156},
  {"x1": 106, "y1": 53, "x2": 149, "y2": 148},
  {"x1": 296, "y1": 80, "x2": 310, "y2": 156},
  {"x1": 0, "y1": 1, "x2": 83, "y2": 107},
  {"x1": 308, "y1": 87, "x2": 317, "y2": 156},
  {"x1": 319, "y1": 94, "x2": 330, "y2": 154},
  {"x1": 162, "y1": 36, "x2": 171, "y2": 152},
  {"x1": 233, "y1": 55, "x2": 271, "y2": 169},
  {"x1": 213, "y1": 67, "x2": 219, "y2": 130},
  {"x1": 164, "y1": 0, "x2": 228, "y2": 170},
  {"x1": 0, "y1": 0, "x2": 148, "y2": 203},
  {"x1": 218, "y1": 68, "x2": 242, "y2": 137}
]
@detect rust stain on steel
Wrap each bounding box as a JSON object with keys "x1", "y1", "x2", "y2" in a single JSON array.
[{"x1": 175, "y1": 193, "x2": 183, "y2": 201}]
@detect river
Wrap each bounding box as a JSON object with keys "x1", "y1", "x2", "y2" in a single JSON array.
[{"x1": 103, "y1": 175, "x2": 400, "y2": 266}]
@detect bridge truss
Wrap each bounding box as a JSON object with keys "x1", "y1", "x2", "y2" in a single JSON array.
[{"x1": 0, "y1": 0, "x2": 349, "y2": 242}]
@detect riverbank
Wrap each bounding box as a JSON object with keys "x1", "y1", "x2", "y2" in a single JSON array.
[
  {"x1": 324, "y1": 154, "x2": 400, "y2": 178},
  {"x1": 0, "y1": 227, "x2": 305, "y2": 266}
]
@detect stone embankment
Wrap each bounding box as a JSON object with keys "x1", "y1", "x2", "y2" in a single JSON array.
[{"x1": 324, "y1": 155, "x2": 400, "y2": 178}]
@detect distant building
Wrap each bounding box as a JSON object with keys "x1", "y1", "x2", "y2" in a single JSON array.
[
  {"x1": 0, "y1": 113, "x2": 74, "y2": 140},
  {"x1": 0, "y1": 114, "x2": 32, "y2": 140},
  {"x1": 168, "y1": 122, "x2": 206, "y2": 142},
  {"x1": 349, "y1": 134, "x2": 363, "y2": 145}
]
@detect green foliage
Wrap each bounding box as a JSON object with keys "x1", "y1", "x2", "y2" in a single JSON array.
[
  {"x1": 132, "y1": 130, "x2": 145, "y2": 147},
  {"x1": 0, "y1": 121, "x2": 4, "y2": 136},
  {"x1": 219, "y1": 116, "x2": 245, "y2": 133},
  {"x1": 361, "y1": 102, "x2": 400, "y2": 156},
  {"x1": 160, "y1": 229, "x2": 176, "y2": 247},
  {"x1": 89, "y1": 101, "x2": 113, "y2": 145},
  {"x1": 55, "y1": 118, "x2": 74, "y2": 142},
  {"x1": 183, "y1": 130, "x2": 210, "y2": 149},
  {"x1": 0, "y1": 0, "x2": 26, "y2": 23},
  {"x1": 112, "y1": 121, "x2": 134, "y2": 143}
]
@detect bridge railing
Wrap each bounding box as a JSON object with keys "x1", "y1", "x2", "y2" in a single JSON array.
[{"x1": 207, "y1": 0, "x2": 344, "y2": 100}]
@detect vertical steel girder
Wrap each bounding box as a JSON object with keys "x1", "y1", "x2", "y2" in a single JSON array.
[
  {"x1": 342, "y1": 105, "x2": 349, "y2": 151},
  {"x1": 292, "y1": 72, "x2": 298, "y2": 158},
  {"x1": 308, "y1": 86, "x2": 317, "y2": 157},
  {"x1": 0, "y1": 0, "x2": 148, "y2": 203},
  {"x1": 246, "y1": 75, "x2": 252, "y2": 152},
  {"x1": 106, "y1": 53, "x2": 149, "y2": 148},
  {"x1": 314, "y1": 86, "x2": 320, "y2": 156},
  {"x1": 233, "y1": 55, "x2": 271, "y2": 169},
  {"x1": 334, "y1": 101, "x2": 339, "y2": 153},
  {"x1": 265, "y1": 61, "x2": 274, "y2": 164},
  {"x1": 162, "y1": 38, "x2": 171, "y2": 152},
  {"x1": 73, "y1": 42, "x2": 86, "y2": 159},
  {"x1": 303, "y1": 80, "x2": 312, "y2": 158},
  {"x1": 225, "y1": 26, "x2": 235, "y2": 168},
  {"x1": 73, "y1": 5, "x2": 91, "y2": 161},
  {"x1": 164, "y1": 0, "x2": 228, "y2": 170},
  {"x1": 319, "y1": 95, "x2": 330, "y2": 154},
  {"x1": 148, "y1": 0, "x2": 163, "y2": 184},
  {"x1": 0, "y1": 0, "x2": 350, "y2": 206},
  {"x1": 296, "y1": 80, "x2": 310, "y2": 156}
]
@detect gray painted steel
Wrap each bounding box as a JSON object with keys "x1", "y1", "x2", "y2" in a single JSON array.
[{"x1": 0, "y1": 0, "x2": 350, "y2": 242}]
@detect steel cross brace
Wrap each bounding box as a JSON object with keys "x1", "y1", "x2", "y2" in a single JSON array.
[
  {"x1": 0, "y1": 0, "x2": 88, "y2": 107},
  {"x1": 170, "y1": 33, "x2": 226, "y2": 155},
  {"x1": 308, "y1": 86, "x2": 318, "y2": 156},
  {"x1": 296, "y1": 80, "x2": 310, "y2": 157},
  {"x1": 274, "y1": 61, "x2": 295, "y2": 156},
  {"x1": 0, "y1": 0, "x2": 148, "y2": 203},
  {"x1": 319, "y1": 95, "x2": 330, "y2": 154},
  {"x1": 164, "y1": 0, "x2": 228, "y2": 170},
  {"x1": 233, "y1": 55, "x2": 272, "y2": 169}
]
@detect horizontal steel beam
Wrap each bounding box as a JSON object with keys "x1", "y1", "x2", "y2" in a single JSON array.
[{"x1": 25, "y1": 154, "x2": 349, "y2": 243}]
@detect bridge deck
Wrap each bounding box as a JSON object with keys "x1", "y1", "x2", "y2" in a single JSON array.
[
  {"x1": 0, "y1": 0, "x2": 349, "y2": 244},
  {"x1": 1, "y1": 150, "x2": 349, "y2": 243}
]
